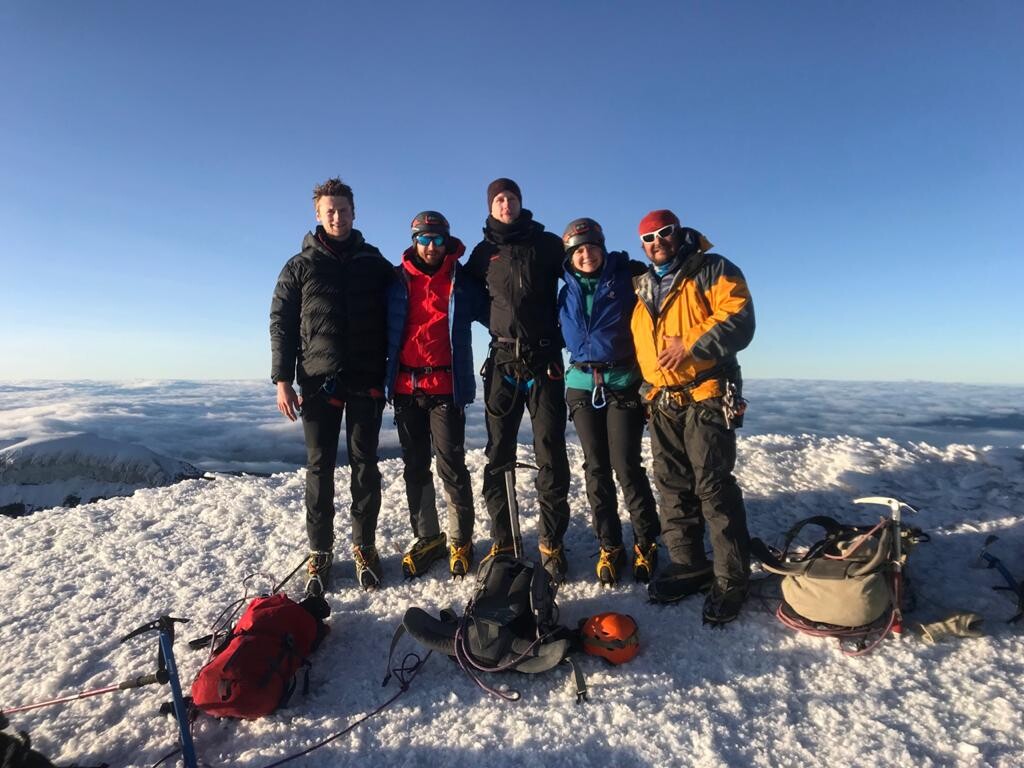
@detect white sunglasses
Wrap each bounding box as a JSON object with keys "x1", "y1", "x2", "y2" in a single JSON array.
[{"x1": 640, "y1": 224, "x2": 677, "y2": 244}]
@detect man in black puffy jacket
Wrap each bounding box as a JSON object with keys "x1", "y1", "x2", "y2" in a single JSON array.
[
  {"x1": 466, "y1": 178, "x2": 571, "y2": 583},
  {"x1": 270, "y1": 177, "x2": 393, "y2": 595}
]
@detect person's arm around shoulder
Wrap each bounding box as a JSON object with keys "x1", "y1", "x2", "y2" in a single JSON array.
[
  {"x1": 465, "y1": 240, "x2": 494, "y2": 283},
  {"x1": 545, "y1": 231, "x2": 566, "y2": 281},
  {"x1": 463, "y1": 244, "x2": 492, "y2": 325},
  {"x1": 627, "y1": 256, "x2": 648, "y2": 279},
  {"x1": 384, "y1": 269, "x2": 408, "y2": 403}
]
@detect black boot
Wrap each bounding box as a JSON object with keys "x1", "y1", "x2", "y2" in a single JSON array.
[
  {"x1": 304, "y1": 550, "x2": 333, "y2": 598},
  {"x1": 647, "y1": 562, "x2": 714, "y2": 604},
  {"x1": 354, "y1": 545, "x2": 382, "y2": 590},
  {"x1": 632, "y1": 541, "x2": 659, "y2": 584},
  {"x1": 539, "y1": 541, "x2": 568, "y2": 585},
  {"x1": 702, "y1": 577, "x2": 749, "y2": 626},
  {"x1": 402, "y1": 533, "x2": 447, "y2": 578},
  {"x1": 596, "y1": 545, "x2": 627, "y2": 586}
]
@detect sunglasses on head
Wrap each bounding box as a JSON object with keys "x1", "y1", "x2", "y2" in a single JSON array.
[
  {"x1": 415, "y1": 234, "x2": 446, "y2": 247},
  {"x1": 640, "y1": 224, "x2": 677, "y2": 244}
]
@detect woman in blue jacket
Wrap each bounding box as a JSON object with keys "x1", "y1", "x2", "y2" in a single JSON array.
[{"x1": 558, "y1": 218, "x2": 660, "y2": 585}]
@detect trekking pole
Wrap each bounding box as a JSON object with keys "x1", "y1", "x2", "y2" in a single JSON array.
[
  {"x1": 272, "y1": 554, "x2": 310, "y2": 595},
  {"x1": 490, "y1": 461, "x2": 539, "y2": 560},
  {"x1": 121, "y1": 616, "x2": 198, "y2": 768},
  {"x1": 0, "y1": 668, "x2": 170, "y2": 717},
  {"x1": 854, "y1": 497, "x2": 919, "y2": 637}
]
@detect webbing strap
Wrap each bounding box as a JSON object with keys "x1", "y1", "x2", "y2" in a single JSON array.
[
  {"x1": 399, "y1": 364, "x2": 452, "y2": 374},
  {"x1": 381, "y1": 623, "x2": 407, "y2": 688},
  {"x1": 571, "y1": 359, "x2": 630, "y2": 373},
  {"x1": 563, "y1": 656, "x2": 588, "y2": 704},
  {"x1": 584, "y1": 632, "x2": 639, "y2": 651}
]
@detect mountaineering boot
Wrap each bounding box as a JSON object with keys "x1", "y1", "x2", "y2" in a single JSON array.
[
  {"x1": 633, "y1": 541, "x2": 659, "y2": 584},
  {"x1": 354, "y1": 545, "x2": 382, "y2": 590},
  {"x1": 304, "y1": 550, "x2": 333, "y2": 598},
  {"x1": 449, "y1": 540, "x2": 474, "y2": 578},
  {"x1": 482, "y1": 540, "x2": 519, "y2": 564},
  {"x1": 402, "y1": 533, "x2": 447, "y2": 578},
  {"x1": 596, "y1": 545, "x2": 627, "y2": 586},
  {"x1": 648, "y1": 562, "x2": 714, "y2": 604},
  {"x1": 702, "y1": 577, "x2": 749, "y2": 626},
  {"x1": 539, "y1": 541, "x2": 568, "y2": 585}
]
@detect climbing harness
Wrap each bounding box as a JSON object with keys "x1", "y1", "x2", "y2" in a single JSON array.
[{"x1": 400, "y1": 363, "x2": 453, "y2": 394}]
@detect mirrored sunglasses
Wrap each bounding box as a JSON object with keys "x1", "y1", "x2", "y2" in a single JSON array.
[
  {"x1": 415, "y1": 234, "x2": 446, "y2": 247},
  {"x1": 640, "y1": 224, "x2": 677, "y2": 244}
]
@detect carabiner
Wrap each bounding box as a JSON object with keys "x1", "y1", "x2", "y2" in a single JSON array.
[{"x1": 591, "y1": 384, "x2": 607, "y2": 410}]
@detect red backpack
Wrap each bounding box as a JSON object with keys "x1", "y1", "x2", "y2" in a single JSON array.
[{"x1": 191, "y1": 593, "x2": 324, "y2": 719}]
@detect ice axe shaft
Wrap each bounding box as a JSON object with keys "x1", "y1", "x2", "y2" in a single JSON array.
[
  {"x1": 121, "y1": 616, "x2": 198, "y2": 768},
  {"x1": 490, "y1": 461, "x2": 539, "y2": 560},
  {"x1": 505, "y1": 469, "x2": 522, "y2": 559},
  {"x1": 854, "y1": 497, "x2": 918, "y2": 636}
]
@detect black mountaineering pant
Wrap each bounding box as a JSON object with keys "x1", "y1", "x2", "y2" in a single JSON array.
[
  {"x1": 394, "y1": 393, "x2": 476, "y2": 544},
  {"x1": 567, "y1": 383, "x2": 660, "y2": 550},
  {"x1": 481, "y1": 357, "x2": 570, "y2": 549},
  {"x1": 301, "y1": 387, "x2": 385, "y2": 551},
  {"x1": 648, "y1": 397, "x2": 750, "y2": 585}
]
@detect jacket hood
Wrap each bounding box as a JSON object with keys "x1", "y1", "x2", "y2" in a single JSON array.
[
  {"x1": 648, "y1": 227, "x2": 711, "y2": 280},
  {"x1": 401, "y1": 236, "x2": 466, "y2": 276},
  {"x1": 562, "y1": 248, "x2": 627, "y2": 278},
  {"x1": 301, "y1": 227, "x2": 368, "y2": 259},
  {"x1": 483, "y1": 209, "x2": 544, "y2": 245}
]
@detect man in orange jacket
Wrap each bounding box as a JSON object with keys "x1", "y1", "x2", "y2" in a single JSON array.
[{"x1": 630, "y1": 209, "x2": 755, "y2": 624}]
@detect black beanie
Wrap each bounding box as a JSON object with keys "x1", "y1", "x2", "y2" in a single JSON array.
[{"x1": 487, "y1": 178, "x2": 522, "y2": 209}]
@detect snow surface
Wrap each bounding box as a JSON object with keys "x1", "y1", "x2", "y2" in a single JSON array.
[{"x1": 2, "y1": 423, "x2": 1023, "y2": 766}]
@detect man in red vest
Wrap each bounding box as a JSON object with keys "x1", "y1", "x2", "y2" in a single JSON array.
[{"x1": 386, "y1": 211, "x2": 486, "y2": 577}]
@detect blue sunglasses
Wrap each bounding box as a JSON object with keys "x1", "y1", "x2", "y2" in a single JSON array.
[{"x1": 415, "y1": 234, "x2": 446, "y2": 247}]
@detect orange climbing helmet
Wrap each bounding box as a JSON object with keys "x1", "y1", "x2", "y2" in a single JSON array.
[{"x1": 579, "y1": 612, "x2": 640, "y2": 665}]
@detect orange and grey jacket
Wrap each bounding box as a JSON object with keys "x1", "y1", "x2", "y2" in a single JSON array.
[{"x1": 630, "y1": 228, "x2": 754, "y2": 403}]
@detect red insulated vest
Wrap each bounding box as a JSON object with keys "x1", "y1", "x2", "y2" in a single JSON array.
[{"x1": 395, "y1": 248, "x2": 457, "y2": 396}]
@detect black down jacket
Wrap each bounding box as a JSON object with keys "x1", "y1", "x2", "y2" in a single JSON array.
[{"x1": 270, "y1": 228, "x2": 394, "y2": 391}]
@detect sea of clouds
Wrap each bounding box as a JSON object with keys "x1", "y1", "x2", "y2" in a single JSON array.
[{"x1": 1, "y1": 379, "x2": 1021, "y2": 474}]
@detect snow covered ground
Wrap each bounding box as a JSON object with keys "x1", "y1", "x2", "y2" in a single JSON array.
[{"x1": 1, "y1": 380, "x2": 1023, "y2": 766}]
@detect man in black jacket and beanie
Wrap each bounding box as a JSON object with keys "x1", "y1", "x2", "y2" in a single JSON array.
[
  {"x1": 466, "y1": 178, "x2": 572, "y2": 583},
  {"x1": 270, "y1": 177, "x2": 394, "y2": 595}
]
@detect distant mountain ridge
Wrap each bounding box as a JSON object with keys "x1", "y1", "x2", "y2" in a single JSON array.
[{"x1": 0, "y1": 433, "x2": 199, "y2": 515}]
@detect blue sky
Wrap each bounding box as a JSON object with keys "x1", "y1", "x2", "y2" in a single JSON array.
[{"x1": 1, "y1": 1, "x2": 1021, "y2": 383}]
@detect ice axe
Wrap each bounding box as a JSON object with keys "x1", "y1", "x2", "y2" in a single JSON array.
[
  {"x1": 1, "y1": 616, "x2": 197, "y2": 768},
  {"x1": 121, "y1": 616, "x2": 198, "y2": 768},
  {"x1": 970, "y1": 535, "x2": 1023, "y2": 623},
  {"x1": 854, "y1": 497, "x2": 919, "y2": 636},
  {"x1": 489, "y1": 461, "x2": 539, "y2": 560}
]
